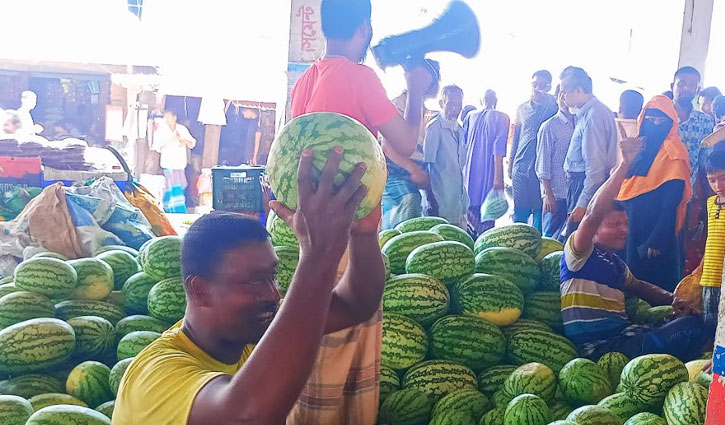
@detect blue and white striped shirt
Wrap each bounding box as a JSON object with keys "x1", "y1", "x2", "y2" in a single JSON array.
[{"x1": 536, "y1": 111, "x2": 574, "y2": 200}]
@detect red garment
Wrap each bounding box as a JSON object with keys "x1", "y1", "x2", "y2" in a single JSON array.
[
  {"x1": 290, "y1": 57, "x2": 398, "y2": 135},
  {"x1": 707, "y1": 373, "x2": 724, "y2": 424}
]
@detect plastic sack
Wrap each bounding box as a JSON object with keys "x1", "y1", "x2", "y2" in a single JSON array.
[
  {"x1": 480, "y1": 189, "x2": 509, "y2": 221},
  {"x1": 673, "y1": 262, "x2": 703, "y2": 314}
]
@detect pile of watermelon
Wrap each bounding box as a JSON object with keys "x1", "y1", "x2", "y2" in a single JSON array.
[{"x1": 0, "y1": 236, "x2": 185, "y2": 425}]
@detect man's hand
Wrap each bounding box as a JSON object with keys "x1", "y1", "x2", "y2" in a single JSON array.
[
  {"x1": 702, "y1": 360, "x2": 713, "y2": 374},
  {"x1": 543, "y1": 193, "x2": 557, "y2": 214},
  {"x1": 672, "y1": 296, "x2": 696, "y2": 317},
  {"x1": 568, "y1": 206, "x2": 586, "y2": 224},
  {"x1": 408, "y1": 164, "x2": 430, "y2": 188},
  {"x1": 647, "y1": 247, "x2": 661, "y2": 258},
  {"x1": 351, "y1": 204, "x2": 382, "y2": 236},
  {"x1": 405, "y1": 66, "x2": 434, "y2": 98},
  {"x1": 493, "y1": 180, "x2": 504, "y2": 191}
]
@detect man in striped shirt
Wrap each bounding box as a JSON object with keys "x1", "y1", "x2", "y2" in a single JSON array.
[{"x1": 560, "y1": 135, "x2": 704, "y2": 361}]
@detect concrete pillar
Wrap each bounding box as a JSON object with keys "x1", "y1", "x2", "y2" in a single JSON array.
[
  {"x1": 202, "y1": 124, "x2": 221, "y2": 169},
  {"x1": 678, "y1": 0, "x2": 715, "y2": 77}
]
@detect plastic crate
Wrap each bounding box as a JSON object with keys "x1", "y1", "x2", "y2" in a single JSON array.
[{"x1": 212, "y1": 166, "x2": 265, "y2": 213}]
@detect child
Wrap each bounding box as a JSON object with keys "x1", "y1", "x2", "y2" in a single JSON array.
[{"x1": 702, "y1": 149, "x2": 725, "y2": 338}]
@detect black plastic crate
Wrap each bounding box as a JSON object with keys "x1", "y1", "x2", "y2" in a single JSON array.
[{"x1": 212, "y1": 166, "x2": 266, "y2": 213}]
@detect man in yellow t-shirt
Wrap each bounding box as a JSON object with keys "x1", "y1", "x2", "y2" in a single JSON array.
[{"x1": 112, "y1": 147, "x2": 385, "y2": 425}]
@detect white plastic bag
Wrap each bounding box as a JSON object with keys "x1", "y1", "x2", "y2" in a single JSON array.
[{"x1": 480, "y1": 189, "x2": 509, "y2": 221}]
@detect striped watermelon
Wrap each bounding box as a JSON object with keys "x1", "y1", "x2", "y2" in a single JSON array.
[
  {"x1": 538, "y1": 251, "x2": 563, "y2": 291},
  {"x1": 378, "y1": 388, "x2": 432, "y2": 425},
  {"x1": 66, "y1": 316, "x2": 115, "y2": 360},
  {"x1": 266, "y1": 211, "x2": 299, "y2": 247},
  {"x1": 26, "y1": 405, "x2": 111, "y2": 425},
  {"x1": 115, "y1": 315, "x2": 169, "y2": 341},
  {"x1": 68, "y1": 259, "x2": 114, "y2": 300},
  {"x1": 598, "y1": 393, "x2": 641, "y2": 423},
  {"x1": 405, "y1": 241, "x2": 475, "y2": 283},
  {"x1": 117, "y1": 331, "x2": 161, "y2": 360},
  {"x1": 95, "y1": 400, "x2": 114, "y2": 419},
  {"x1": 0, "y1": 395, "x2": 34, "y2": 425},
  {"x1": 55, "y1": 300, "x2": 125, "y2": 325},
  {"x1": 506, "y1": 329, "x2": 577, "y2": 372},
  {"x1": 383, "y1": 252, "x2": 391, "y2": 279},
  {"x1": 474, "y1": 247, "x2": 541, "y2": 294},
  {"x1": 109, "y1": 357, "x2": 134, "y2": 396},
  {"x1": 624, "y1": 412, "x2": 667, "y2": 425},
  {"x1": 430, "y1": 224, "x2": 475, "y2": 251},
  {"x1": 597, "y1": 352, "x2": 629, "y2": 389},
  {"x1": 619, "y1": 354, "x2": 688, "y2": 405},
  {"x1": 0, "y1": 374, "x2": 63, "y2": 398},
  {"x1": 266, "y1": 112, "x2": 387, "y2": 219},
  {"x1": 147, "y1": 277, "x2": 186, "y2": 323},
  {"x1": 95, "y1": 250, "x2": 139, "y2": 291},
  {"x1": 559, "y1": 358, "x2": 612, "y2": 405},
  {"x1": 429, "y1": 411, "x2": 475, "y2": 425},
  {"x1": 493, "y1": 389, "x2": 513, "y2": 408},
  {"x1": 536, "y1": 237, "x2": 564, "y2": 261},
  {"x1": 431, "y1": 389, "x2": 488, "y2": 421},
  {"x1": 474, "y1": 223, "x2": 542, "y2": 258},
  {"x1": 120, "y1": 272, "x2": 157, "y2": 314},
  {"x1": 66, "y1": 361, "x2": 114, "y2": 408},
  {"x1": 28, "y1": 393, "x2": 88, "y2": 411},
  {"x1": 429, "y1": 314, "x2": 506, "y2": 371},
  {"x1": 632, "y1": 306, "x2": 674, "y2": 325},
  {"x1": 274, "y1": 245, "x2": 299, "y2": 294},
  {"x1": 503, "y1": 394, "x2": 551, "y2": 425},
  {"x1": 454, "y1": 274, "x2": 523, "y2": 326},
  {"x1": 479, "y1": 407, "x2": 505, "y2": 425},
  {"x1": 0, "y1": 291, "x2": 55, "y2": 328},
  {"x1": 566, "y1": 405, "x2": 622, "y2": 425},
  {"x1": 685, "y1": 359, "x2": 711, "y2": 382},
  {"x1": 142, "y1": 236, "x2": 182, "y2": 281},
  {"x1": 500, "y1": 319, "x2": 553, "y2": 340},
  {"x1": 503, "y1": 362, "x2": 556, "y2": 403},
  {"x1": 381, "y1": 313, "x2": 428, "y2": 370},
  {"x1": 477, "y1": 365, "x2": 518, "y2": 396},
  {"x1": 662, "y1": 382, "x2": 708, "y2": 425},
  {"x1": 0, "y1": 318, "x2": 75, "y2": 374},
  {"x1": 94, "y1": 245, "x2": 139, "y2": 257},
  {"x1": 549, "y1": 401, "x2": 573, "y2": 421},
  {"x1": 380, "y1": 365, "x2": 401, "y2": 404},
  {"x1": 382, "y1": 231, "x2": 444, "y2": 275},
  {"x1": 402, "y1": 360, "x2": 477, "y2": 403},
  {"x1": 0, "y1": 282, "x2": 19, "y2": 299},
  {"x1": 14, "y1": 258, "x2": 77, "y2": 298},
  {"x1": 102, "y1": 291, "x2": 124, "y2": 308},
  {"x1": 137, "y1": 238, "x2": 154, "y2": 267},
  {"x1": 382, "y1": 274, "x2": 450, "y2": 326},
  {"x1": 32, "y1": 252, "x2": 69, "y2": 261},
  {"x1": 548, "y1": 422, "x2": 577, "y2": 425},
  {"x1": 522, "y1": 291, "x2": 563, "y2": 329},
  {"x1": 379, "y1": 229, "x2": 401, "y2": 248},
  {"x1": 395, "y1": 217, "x2": 449, "y2": 233}
]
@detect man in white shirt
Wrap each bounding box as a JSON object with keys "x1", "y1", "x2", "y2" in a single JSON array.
[
  {"x1": 152, "y1": 110, "x2": 196, "y2": 213},
  {"x1": 17, "y1": 91, "x2": 38, "y2": 135}
]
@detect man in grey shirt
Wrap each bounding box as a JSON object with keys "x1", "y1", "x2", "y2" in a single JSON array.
[{"x1": 559, "y1": 66, "x2": 618, "y2": 233}]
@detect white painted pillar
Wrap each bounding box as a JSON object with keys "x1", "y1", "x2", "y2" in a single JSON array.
[{"x1": 678, "y1": 0, "x2": 715, "y2": 78}]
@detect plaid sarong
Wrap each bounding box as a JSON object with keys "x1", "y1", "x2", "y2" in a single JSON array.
[{"x1": 162, "y1": 169, "x2": 187, "y2": 213}]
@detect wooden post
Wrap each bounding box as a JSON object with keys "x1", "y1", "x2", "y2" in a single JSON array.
[{"x1": 201, "y1": 124, "x2": 221, "y2": 169}]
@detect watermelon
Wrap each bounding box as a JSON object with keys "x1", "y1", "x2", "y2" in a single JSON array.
[
  {"x1": 500, "y1": 319, "x2": 553, "y2": 340},
  {"x1": 379, "y1": 229, "x2": 401, "y2": 248},
  {"x1": 506, "y1": 329, "x2": 577, "y2": 372},
  {"x1": 109, "y1": 357, "x2": 134, "y2": 396},
  {"x1": 380, "y1": 365, "x2": 401, "y2": 404},
  {"x1": 383, "y1": 252, "x2": 391, "y2": 279},
  {"x1": 95, "y1": 400, "x2": 114, "y2": 419},
  {"x1": 479, "y1": 407, "x2": 505, "y2": 425},
  {"x1": 662, "y1": 382, "x2": 708, "y2": 425},
  {"x1": 548, "y1": 422, "x2": 577, "y2": 425},
  {"x1": 378, "y1": 388, "x2": 432, "y2": 425},
  {"x1": 142, "y1": 236, "x2": 182, "y2": 281},
  {"x1": 685, "y1": 359, "x2": 711, "y2": 382},
  {"x1": 454, "y1": 274, "x2": 523, "y2": 326},
  {"x1": 492, "y1": 389, "x2": 513, "y2": 408},
  {"x1": 558, "y1": 358, "x2": 612, "y2": 405},
  {"x1": 0, "y1": 374, "x2": 64, "y2": 398},
  {"x1": 429, "y1": 314, "x2": 506, "y2": 371},
  {"x1": 431, "y1": 389, "x2": 488, "y2": 421},
  {"x1": 0, "y1": 318, "x2": 75, "y2": 374},
  {"x1": 382, "y1": 274, "x2": 450, "y2": 326},
  {"x1": 0, "y1": 291, "x2": 55, "y2": 328},
  {"x1": 598, "y1": 393, "x2": 641, "y2": 423},
  {"x1": 28, "y1": 393, "x2": 88, "y2": 411},
  {"x1": 502, "y1": 362, "x2": 556, "y2": 403},
  {"x1": 503, "y1": 394, "x2": 551, "y2": 425},
  {"x1": 381, "y1": 313, "x2": 428, "y2": 370},
  {"x1": 102, "y1": 291, "x2": 124, "y2": 308},
  {"x1": 624, "y1": 412, "x2": 667, "y2": 425},
  {"x1": 474, "y1": 224, "x2": 542, "y2": 258},
  {"x1": 477, "y1": 365, "x2": 517, "y2": 396},
  {"x1": 137, "y1": 238, "x2": 154, "y2": 267},
  {"x1": 522, "y1": 291, "x2": 563, "y2": 328},
  {"x1": 474, "y1": 247, "x2": 541, "y2": 294},
  {"x1": 396, "y1": 217, "x2": 449, "y2": 233},
  {"x1": 147, "y1": 277, "x2": 186, "y2": 323},
  {"x1": 32, "y1": 252, "x2": 69, "y2": 261},
  {"x1": 55, "y1": 300, "x2": 126, "y2": 325},
  {"x1": 117, "y1": 331, "x2": 161, "y2": 360},
  {"x1": 121, "y1": 272, "x2": 158, "y2": 314},
  {"x1": 402, "y1": 360, "x2": 478, "y2": 403},
  {"x1": 597, "y1": 352, "x2": 629, "y2": 389},
  {"x1": 429, "y1": 412, "x2": 476, "y2": 425},
  {"x1": 266, "y1": 112, "x2": 387, "y2": 219},
  {"x1": 537, "y1": 238, "x2": 564, "y2": 261},
  {"x1": 266, "y1": 211, "x2": 299, "y2": 247},
  {"x1": 95, "y1": 250, "x2": 139, "y2": 291},
  {"x1": 382, "y1": 231, "x2": 444, "y2": 275},
  {"x1": 632, "y1": 306, "x2": 674, "y2": 325},
  {"x1": 66, "y1": 361, "x2": 114, "y2": 408},
  {"x1": 274, "y1": 245, "x2": 299, "y2": 294},
  {"x1": 538, "y1": 251, "x2": 563, "y2": 291},
  {"x1": 549, "y1": 401, "x2": 573, "y2": 421},
  {"x1": 619, "y1": 354, "x2": 688, "y2": 405},
  {"x1": 14, "y1": 257, "x2": 77, "y2": 298},
  {"x1": 94, "y1": 245, "x2": 139, "y2": 257},
  {"x1": 68, "y1": 258, "x2": 114, "y2": 300},
  {"x1": 0, "y1": 282, "x2": 19, "y2": 299},
  {"x1": 65, "y1": 316, "x2": 115, "y2": 360},
  {"x1": 115, "y1": 315, "x2": 169, "y2": 341},
  {"x1": 26, "y1": 405, "x2": 111, "y2": 425},
  {"x1": 430, "y1": 223, "x2": 475, "y2": 251},
  {"x1": 566, "y1": 405, "x2": 622, "y2": 425},
  {"x1": 0, "y1": 395, "x2": 34, "y2": 425},
  {"x1": 406, "y1": 241, "x2": 475, "y2": 283}
]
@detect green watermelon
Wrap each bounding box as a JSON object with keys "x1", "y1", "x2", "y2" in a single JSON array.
[
  {"x1": 55, "y1": 300, "x2": 126, "y2": 325},
  {"x1": 266, "y1": 112, "x2": 387, "y2": 219},
  {"x1": 402, "y1": 360, "x2": 477, "y2": 404},
  {"x1": 549, "y1": 401, "x2": 573, "y2": 421},
  {"x1": 0, "y1": 291, "x2": 55, "y2": 328},
  {"x1": 383, "y1": 252, "x2": 391, "y2": 279},
  {"x1": 378, "y1": 388, "x2": 432, "y2": 425},
  {"x1": 95, "y1": 400, "x2": 114, "y2": 419},
  {"x1": 685, "y1": 359, "x2": 711, "y2": 382},
  {"x1": 274, "y1": 245, "x2": 299, "y2": 294},
  {"x1": 500, "y1": 319, "x2": 553, "y2": 340},
  {"x1": 26, "y1": 405, "x2": 111, "y2": 425},
  {"x1": 429, "y1": 314, "x2": 506, "y2": 371},
  {"x1": 492, "y1": 389, "x2": 513, "y2": 408},
  {"x1": 0, "y1": 276, "x2": 12, "y2": 284},
  {"x1": 28, "y1": 393, "x2": 88, "y2": 411},
  {"x1": 503, "y1": 362, "x2": 556, "y2": 403},
  {"x1": 66, "y1": 361, "x2": 114, "y2": 408},
  {"x1": 66, "y1": 316, "x2": 115, "y2": 360},
  {"x1": 597, "y1": 352, "x2": 629, "y2": 389},
  {"x1": 381, "y1": 313, "x2": 428, "y2": 370},
  {"x1": 548, "y1": 422, "x2": 577, "y2": 425},
  {"x1": 506, "y1": 329, "x2": 577, "y2": 372},
  {"x1": 474, "y1": 224, "x2": 542, "y2": 258},
  {"x1": 537, "y1": 238, "x2": 564, "y2": 261},
  {"x1": 406, "y1": 241, "x2": 475, "y2": 283},
  {"x1": 598, "y1": 393, "x2": 641, "y2": 423},
  {"x1": 0, "y1": 318, "x2": 75, "y2": 374},
  {"x1": 147, "y1": 277, "x2": 186, "y2": 323},
  {"x1": 96, "y1": 250, "x2": 139, "y2": 291},
  {"x1": 102, "y1": 290, "x2": 124, "y2": 308},
  {"x1": 0, "y1": 395, "x2": 34, "y2": 425},
  {"x1": 115, "y1": 315, "x2": 169, "y2": 341},
  {"x1": 68, "y1": 258, "x2": 114, "y2": 300},
  {"x1": 429, "y1": 411, "x2": 476, "y2": 425},
  {"x1": 121, "y1": 272, "x2": 158, "y2": 314},
  {"x1": 32, "y1": 252, "x2": 69, "y2": 261},
  {"x1": 142, "y1": 236, "x2": 182, "y2": 281},
  {"x1": 117, "y1": 331, "x2": 161, "y2": 360},
  {"x1": 0, "y1": 282, "x2": 19, "y2": 299},
  {"x1": 479, "y1": 407, "x2": 505, "y2": 425},
  {"x1": 477, "y1": 365, "x2": 518, "y2": 396},
  {"x1": 379, "y1": 229, "x2": 401, "y2": 248},
  {"x1": 474, "y1": 247, "x2": 541, "y2": 294},
  {"x1": 94, "y1": 245, "x2": 139, "y2": 257},
  {"x1": 566, "y1": 405, "x2": 622, "y2": 425},
  {"x1": 522, "y1": 291, "x2": 563, "y2": 328},
  {"x1": 558, "y1": 358, "x2": 612, "y2": 405},
  {"x1": 430, "y1": 223, "x2": 475, "y2": 251},
  {"x1": 454, "y1": 274, "x2": 523, "y2": 326},
  {"x1": 431, "y1": 389, "x2": 488, "y2": 421},
  {"x1": 538, "y1": 251, "x2": 563, "y2": 291},
  {"x1": 619, "y1": 354, "x2": 688, "y2": 405},
  {"x1": 380, "y1": 365, "x2": 401, "y2": 404},
  {"x1": 382, "y1": 231, "x2": 445, "y2": 275},
  {"x1": 266, "y1": 211, "x2": 299, "y2": 247},
  {"x1": 382, "y1": 274, "x2": 450, "y2": 326},
  {"x1": 109, "y1": 357, "x2": 134, "y2": 396},
  {"x1": 0, "y1": 374, "x2": 64, "y2": 398},
  {"x1": 632, "y1": 306, "x2": 675, "y2": 325},
  {"x1": 14, "y1": 257, "x2": 77, "y2": 298},
  {"x1": 624, "y1": 412, "x2": 667, "y2": 425},
  {"x1": 395, "y1": 217, "x2": 449, "y2": 233},
  {"x1": 503, "y1": 394, "x2": 551, "y2": 425},
  {"x1": 662, "y1": 382, "x2": 708, "y2": 425}
]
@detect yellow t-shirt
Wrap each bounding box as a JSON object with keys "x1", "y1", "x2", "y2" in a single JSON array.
[
  {"x1": 701, "y1": 195, "x2": 725, "y2": 287},
  {"x1": 111, "y1": 321, "x2": 253, "y2": 425}
]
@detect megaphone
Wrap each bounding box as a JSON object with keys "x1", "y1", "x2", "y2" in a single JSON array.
[{"x1": 371, "y1": 0, "x2": 481, "y2": 70}]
